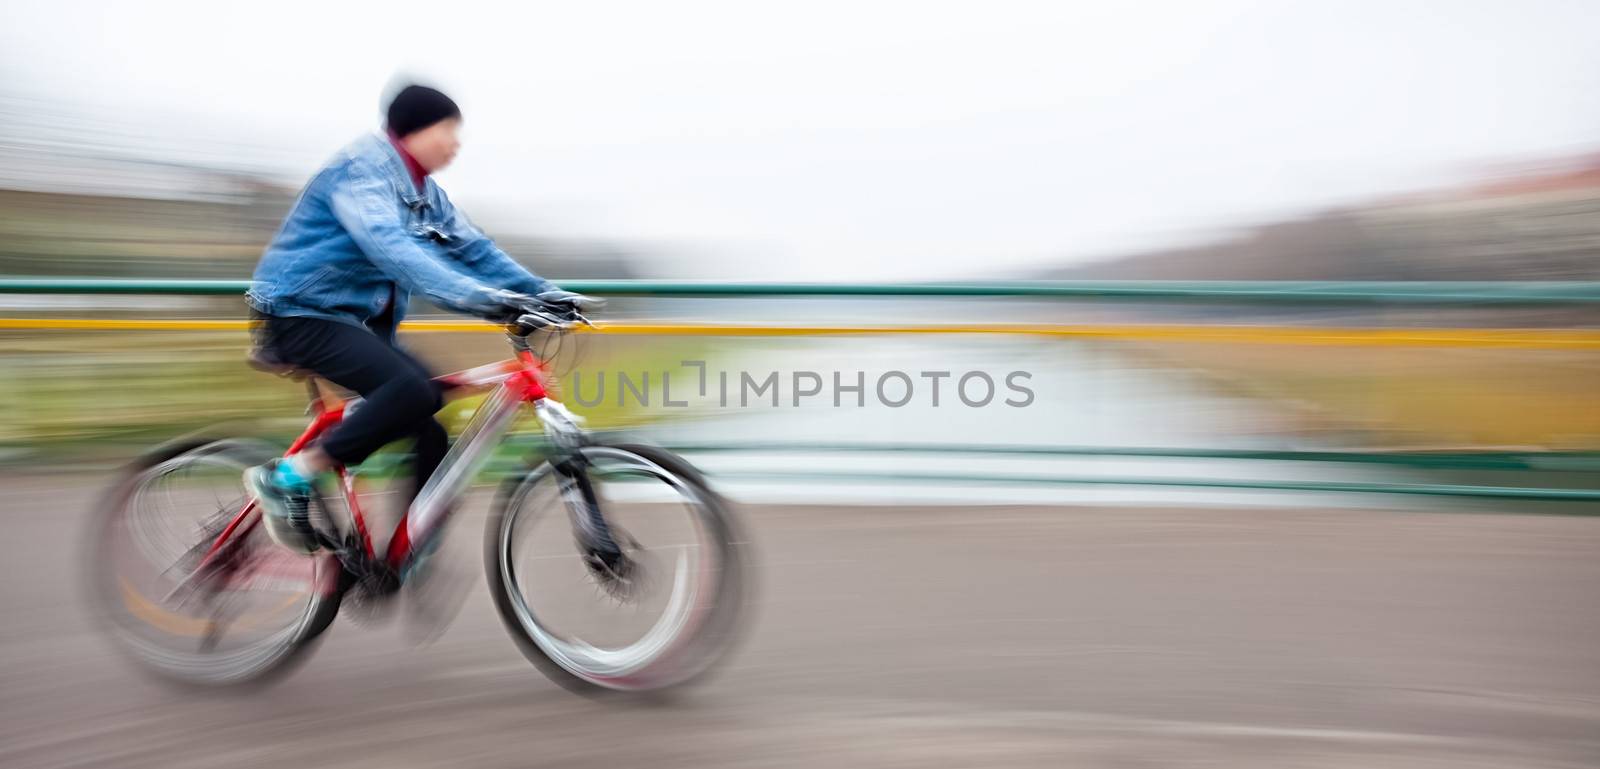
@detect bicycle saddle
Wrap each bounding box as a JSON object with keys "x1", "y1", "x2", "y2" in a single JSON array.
[{"x1": 246, "y1": 345, "x2": 310, "y2": 380}]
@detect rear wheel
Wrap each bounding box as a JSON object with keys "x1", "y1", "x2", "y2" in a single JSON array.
[
  {"x1": 87, "y1": 438, "x2": 342, "y2": 687},
  {"x1": 486, "y1": 443, "x2": 749, "y2": 694}
]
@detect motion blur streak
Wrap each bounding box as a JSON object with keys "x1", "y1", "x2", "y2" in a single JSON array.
[
  {"x1": 4, "y1": 0, "x2": 1600, "y2": 766},
  {"x1": 3, "y1": 315, "x2": 1599, "y2": 348}
]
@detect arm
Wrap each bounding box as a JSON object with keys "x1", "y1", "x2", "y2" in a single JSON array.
[
  {"x1": 436, "y1": 189, "x2": 557, "y2": 296},
  {"x1": 328, "y1": 159, "x2": 504, "y2": 315}
]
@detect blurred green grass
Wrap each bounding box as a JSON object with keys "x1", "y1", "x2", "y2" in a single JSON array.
[{"x1": 0, "y1": 328, "x2": 709, "y2": 463}]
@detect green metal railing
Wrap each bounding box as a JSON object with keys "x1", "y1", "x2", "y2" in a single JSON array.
[
  {"x1": 346, "y1": 436, "x2": 1600, "y2": 504},
  {"x1": 646, "y1": 441, "x2": 1600, "y2": 471},
  {"x1": 4, "y1": 277, "x2": 1600, "y2": 303},
  {"x1": 3, "y1": 276, "x2": 1597, "y2": 505}
]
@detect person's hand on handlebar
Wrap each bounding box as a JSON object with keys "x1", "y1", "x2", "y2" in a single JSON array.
[
  {"x1": 483, "y1": 287, "x2": 602, "y2": 329},
  {"x1": 534, "y1": 289, "x2": 605, "y2": 313},
  {"x1": 482, "y1": 289, "x2": 536, "y2": 321}
]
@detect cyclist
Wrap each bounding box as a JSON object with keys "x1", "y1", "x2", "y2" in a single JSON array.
[{"x1": 243, "y1": 83, "x2": 596, "y2": 554}]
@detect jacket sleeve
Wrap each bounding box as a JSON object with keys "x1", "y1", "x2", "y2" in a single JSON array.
[
  {"x1": 436, "y1": 189, "x2": 557, "y2": 297},
  {"x1": 328, "y1": 159, "x2": 503, "y2": 315}
]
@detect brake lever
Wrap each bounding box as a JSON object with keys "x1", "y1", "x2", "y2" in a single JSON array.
[{"x1": 515, "y1": 309, "x2": 563, "y2": 331}]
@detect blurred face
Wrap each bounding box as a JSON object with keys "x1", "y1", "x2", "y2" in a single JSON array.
[{"x1": 400, "y1": 117, "x2": 462, "y2": 172}]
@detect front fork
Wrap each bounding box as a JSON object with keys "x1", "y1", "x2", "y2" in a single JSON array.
[
  {"x1": 553, "y1": 458, "x2": 620, "y2": 555},
  {"x1": 534, "y1": 399, "x2": 621, "y2": 556}
]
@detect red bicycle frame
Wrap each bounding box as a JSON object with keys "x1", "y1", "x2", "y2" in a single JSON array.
[{"x1": 198, "y1": 349, "x2": 571, "y2": 577}]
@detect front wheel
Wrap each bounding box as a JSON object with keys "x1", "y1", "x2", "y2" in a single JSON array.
[{"x1": 486, "y1": 443, "x2": 750, "y2": 694}]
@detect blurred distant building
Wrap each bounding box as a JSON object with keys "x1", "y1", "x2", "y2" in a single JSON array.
[
  {"x1": 1046, "y1": 154, "x2": 1600, "y2": 281},
  {"x1": 0, "y1": 141, "x2": 639, "y2": 281},
  {"x1": 1356, "y1": 155, "x2": 1600, "y2": 280}
]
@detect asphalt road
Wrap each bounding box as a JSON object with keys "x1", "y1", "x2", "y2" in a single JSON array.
[{"x1": 2, "y1": 474, "x2": 1598, "y2": 768}]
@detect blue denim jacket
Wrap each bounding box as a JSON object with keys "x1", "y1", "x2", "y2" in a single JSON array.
[{"x1": 247, "y1": 132, "x2": 553, "y2": 334}]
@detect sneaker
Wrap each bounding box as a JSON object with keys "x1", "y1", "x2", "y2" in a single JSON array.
[{"x1": 244, "y1": 459, "x2": 320, "y2": 554}]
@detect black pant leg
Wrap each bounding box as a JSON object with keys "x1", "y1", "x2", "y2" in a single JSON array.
[
  {"x1": 266, "y1": 316, "x2": 442, "y2": 467},
  {"x1": 409, "y1": 417, "x2": 449, "y2": 503}
]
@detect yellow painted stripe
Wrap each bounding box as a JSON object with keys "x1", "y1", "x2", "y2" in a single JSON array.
[
  {"x1": 0, "y1": 318, "x2": 249, "y2": 331},
  {"x1": 580, "y1": 323, "x2": 1600, "y2": 349},
  {"x1": 2, "y1": 317, "x2": 1598, "y2": 349}
]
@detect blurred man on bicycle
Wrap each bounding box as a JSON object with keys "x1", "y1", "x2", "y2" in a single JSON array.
[{"x1": 244, "y1": 84, "x2": 597, "y2": 554}]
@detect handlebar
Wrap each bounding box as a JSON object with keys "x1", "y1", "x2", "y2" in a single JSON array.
[{"x1": 503, "y1": 302, "x2": 594, "y2": 337}]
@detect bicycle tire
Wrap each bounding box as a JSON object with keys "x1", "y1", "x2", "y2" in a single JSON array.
[{"x1": 485, "y1": 442, "x2": 751, "y2": 695}]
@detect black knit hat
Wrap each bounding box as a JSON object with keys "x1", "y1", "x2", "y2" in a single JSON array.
[{"x1": 386, "y1": 85, "x2": 461, "y2": 137}]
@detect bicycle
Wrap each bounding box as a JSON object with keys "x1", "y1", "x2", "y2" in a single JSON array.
[{"x1": 87, "y1": 301, "x2": 749, "y2": 693}]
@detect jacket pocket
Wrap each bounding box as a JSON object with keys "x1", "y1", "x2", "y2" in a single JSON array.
[{"x1": 283, "y1": 264, "x2": 336, "y2": 298}]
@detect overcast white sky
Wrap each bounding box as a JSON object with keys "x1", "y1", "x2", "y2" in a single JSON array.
[{"x1": 1, "y1": 0, "x2": 1596, "y2": 279}]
